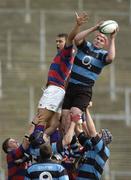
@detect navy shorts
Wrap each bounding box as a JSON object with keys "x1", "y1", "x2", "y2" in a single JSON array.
[{"x1": 62, "y1": 83, "x2": 92, "y2": 111}]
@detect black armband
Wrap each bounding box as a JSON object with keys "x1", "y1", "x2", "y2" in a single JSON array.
[
  {"x1": 70, "y1": 135, "x2": 77, "y2": 145},
  {"x1": 78, "y1": 132, "x2": 90, "y2": 146},
  {"x1": 91, "y1": 134, "x2": 101, "y2": 146}
]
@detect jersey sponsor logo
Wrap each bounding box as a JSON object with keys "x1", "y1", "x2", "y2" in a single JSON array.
[{"x1": 82, "y1": 56, "x2": 92, "y2": 69}]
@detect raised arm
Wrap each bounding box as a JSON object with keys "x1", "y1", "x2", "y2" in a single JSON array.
[
  {"x1": 106, "y1": 29, "x2": 118, "y2": 63},
  {"x1": 62, "y1": 114, "x2": 81, "y2": 146},
  {"x1": 85, "y1": 108, "x2": 97, "y2": 137},
  {"x1": 22, "y1": 136, "x2": 30, "y2": 150},
  {"x1": 66, "y1": 12, "x2": 88, "y2": 47},
  {"x1": 74, "y1": 22, "x2": 101, "y2": 46}
]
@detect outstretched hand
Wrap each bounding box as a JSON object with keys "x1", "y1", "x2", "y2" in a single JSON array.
[
  {"x1": 75, "y1": 11, "x2": 88, "y2": 26},
  {"x1": 110, "y1": 27, "x2": 119, "y2": 38}
]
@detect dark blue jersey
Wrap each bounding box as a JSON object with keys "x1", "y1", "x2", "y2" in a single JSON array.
[
  {"x1": 69, "y1": 41, "x2": 109, "y2": 87},
  {"x1": 76, "y1": 133, "x2": 110, "y2": 180},
  {"x1": 25, "y1": 159, "x2": 69, "y2": 180},
  {"x1": 51, "y1": 135, "x2": 81, "y2": 159}
]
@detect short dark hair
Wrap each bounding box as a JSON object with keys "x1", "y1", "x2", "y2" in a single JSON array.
[
  {"x1": 2, "y1": 138, "x2": 10, "y2": 154},
  {"x1": 40, "y1": 143, "x2": 52, "y2": 160},
  {"x1": 57, "y1": 33, "x2": 68, "y2": 40}
]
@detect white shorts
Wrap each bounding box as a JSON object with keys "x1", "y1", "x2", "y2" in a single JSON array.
[{"x1": 38, "y1": 85, "x2": 65, "y2": 113}]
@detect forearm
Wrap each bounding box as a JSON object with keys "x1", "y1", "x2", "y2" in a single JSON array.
[
  {"x1": 74, "y1": 26, "x2": 97, "y2": 44},
  {"x1": 28, "y1": 122, "x2": 36, "y2": 135},
  {"x1": 85, "y1": 109, "x2": 97, "y2": 137},
  {"x1": 106, "y1": 37, "x2": 116, "y2": 62},
  {"x1": 75, "y1": 123, "x2": 83, "y2": 137},
  {"x1": 82, "y1": 121, "x2": 90, "y2": 137},
  {"x1": 28, "y1": 115, "x2": 41, "y2": 135},
  {"x1": 66, "y1": 23, "x2": 81, "y2": 46},
  {"x1": 62, "y1": 121, "x2": 76, "y2": 146},
  {"x1": 22, "y1": 137, "x2": 30, "y2": 150}
]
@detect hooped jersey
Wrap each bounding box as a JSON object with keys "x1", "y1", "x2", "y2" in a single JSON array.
[
  {"x1": 69, "y1": 41, "x2": 109, "y2": 87},
  {"x1": 47, "y1": 45, "x2": 74, "y2": 89}
]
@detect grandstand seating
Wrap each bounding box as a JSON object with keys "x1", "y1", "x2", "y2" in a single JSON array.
[{"x1": 0, "y1": 0, "x2": 131, "y2": 179}]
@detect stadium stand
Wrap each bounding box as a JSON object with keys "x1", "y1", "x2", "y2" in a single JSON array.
[{"x1": 0, "y1": 0, "x2": 131, "y2": 179}]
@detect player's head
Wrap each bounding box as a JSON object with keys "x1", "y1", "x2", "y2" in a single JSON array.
[
  {"x1": 40, "y1": 143, "x2": 52, "y2": 160},
  {"x1": 93, "y1": 32, "x2": 108, "y2": 49},
  {"x1": 56, "y1": 33, "x2": 68, "y2": 51},
  {"x1": 99, "y1": 129, "x2": 113, "y2": 145},
  {"x1": 2, "y1": 138, "x2": 19, "y2": 153}
]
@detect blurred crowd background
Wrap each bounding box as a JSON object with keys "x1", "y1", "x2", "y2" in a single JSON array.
[{"x1": 0, "y1": 0, "x2": 131, "y2": 180}]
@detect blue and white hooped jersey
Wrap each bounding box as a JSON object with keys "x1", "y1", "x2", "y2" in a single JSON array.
[{"x1": 69, "y1": 41, "x2": 109, "y2": 87}]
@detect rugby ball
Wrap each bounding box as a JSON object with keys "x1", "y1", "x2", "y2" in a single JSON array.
[{"x1": 99, "y1": 20, "x2": 118, "y2": 34}]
